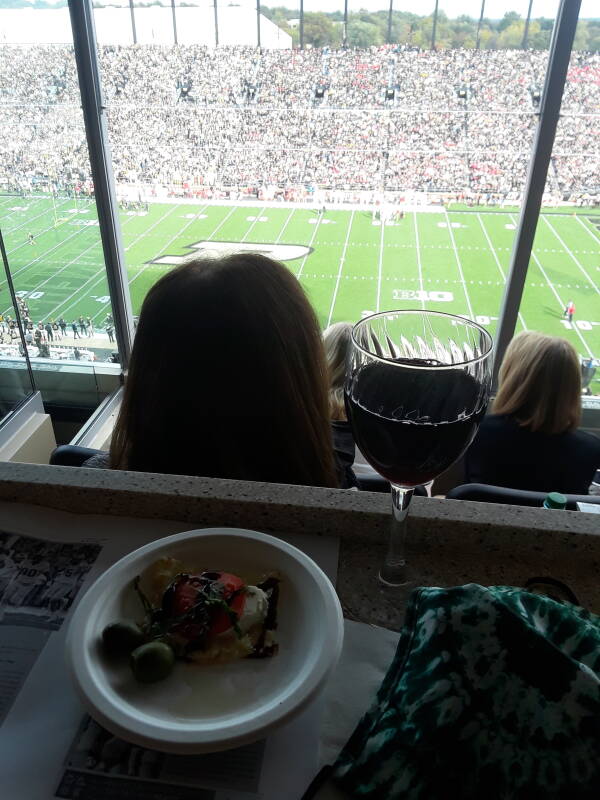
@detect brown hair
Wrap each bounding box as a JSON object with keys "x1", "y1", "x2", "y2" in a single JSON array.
[
  {"x1": 323, "y1": 322, "x2": 353, "y2": 421},
  {"x1": 110, "y1": 253, "x2": 339, "y2": 487},
  {"x1": 493, "y1": 331, "x2": 582, "y2": 434}
]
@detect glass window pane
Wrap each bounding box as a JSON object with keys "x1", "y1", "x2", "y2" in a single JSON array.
[
  {"x1": 0, "y1": 242, "x2": 35, "y2": 419},
  {"x1": 517, "y1": 7, "x2": 600, "y2": 394},
  {"x1": 0, "y1": 24, "x2": 122, "y2": 408},
  {"x1": 88, "y1": 0, "x2": 573, "y2": 342}
]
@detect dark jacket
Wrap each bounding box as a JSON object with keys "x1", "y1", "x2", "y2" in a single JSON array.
[
  {"x1": 465, "y1": 413, "x2": 600, "y2": 495},
  {"x1": 332, "y1": 420, "x2": 358, "y2": 489}
]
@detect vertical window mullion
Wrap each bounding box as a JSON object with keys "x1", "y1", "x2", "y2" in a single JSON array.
[
  {"x1": 68, "y1": 0, "x2": 134, "y2": 368},
  {"x1": 493, "y1": 0, "x2": 582, "y2": 387}
]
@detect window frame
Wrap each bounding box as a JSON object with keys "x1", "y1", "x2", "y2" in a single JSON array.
[{"x1": 68, "y1": 0, "x2": 584, "y2": 382}]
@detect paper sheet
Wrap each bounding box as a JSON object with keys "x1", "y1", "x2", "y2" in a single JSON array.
[
  {"x1": 0, "y1": 501, "x2": 339, "y2": 800},
  {"x1": 318, "y1": 619, "x2": 400, "y2": 768}
]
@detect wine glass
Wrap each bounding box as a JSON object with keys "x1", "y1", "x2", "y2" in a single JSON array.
[{"x1": 345, "y1": 310, "x2": 493, "y2": 586}]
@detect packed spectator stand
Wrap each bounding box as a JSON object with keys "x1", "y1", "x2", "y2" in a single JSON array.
[{"x1": 1, "y1": 44, "x2": 598, "y2": 202}]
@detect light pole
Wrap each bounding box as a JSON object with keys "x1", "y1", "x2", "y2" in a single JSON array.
[
  {"x1": 129, "y1": 0, "x2": 137, "y2": 44},
  {"x1": 522, "y1": 0, "x2": 534, "y2": 49},
  {"x1": 431, "y1": 0, "x2": 439, "y2": 50},
  {"x1": 476, "y1": 0, "x2": 486, "y2": 50}
]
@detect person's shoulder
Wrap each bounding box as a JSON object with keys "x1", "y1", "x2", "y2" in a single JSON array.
[
  {"x1": 82, "y1": 452, "x2": 111, "y2": 469},
  {"x1": 477, "y1": 413, "x2": 519, "y2": 435},
  {"x1": 570, "y1": 428, "x2": 600, "y2": 452}
]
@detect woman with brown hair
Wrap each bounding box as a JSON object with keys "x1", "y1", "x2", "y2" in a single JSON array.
[
  {"x1": 87, "y1": 253, "x2": 340, "y2": 488},
  {"x1": 465, "y1": 331, "x2": 600, "y2": 494}
]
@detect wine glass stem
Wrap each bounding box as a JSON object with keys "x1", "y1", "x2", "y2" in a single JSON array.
[{"x1": 379, "y1": 485, "x2": 414, "y2": 587}]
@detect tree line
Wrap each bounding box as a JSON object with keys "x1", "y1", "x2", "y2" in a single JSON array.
[{"x1": 262, "y1": 8, "x2": 600, "y2": 52}]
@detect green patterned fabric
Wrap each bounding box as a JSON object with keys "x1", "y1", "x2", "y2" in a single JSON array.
[{"x1": 332, "y1": 584, "x2": 600, "y2": 799}]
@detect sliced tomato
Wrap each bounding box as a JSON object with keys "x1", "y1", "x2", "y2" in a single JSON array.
[
  {"x1": 209, "y1": 590, "x2": 246, "y2": 636},
  {"x1": 169, "y1": 574, "x2": 204, "y2": 616},
  {"x1": 164, "y1": 571, "x2": 247, "y2": 639},
  {"x1": 206, "y1": 571, "x2": 245, "y2": 599}
]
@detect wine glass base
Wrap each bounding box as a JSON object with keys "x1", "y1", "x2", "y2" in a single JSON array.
[{"x1": 378, "y1": 564, "x2": 411, "y2": 587}]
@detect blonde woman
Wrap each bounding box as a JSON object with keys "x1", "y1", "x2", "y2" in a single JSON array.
[
  {"x1": 323, "y1": 322, "x2": 357, "y2": 488},
  {"x1": 323, "y1": 322, "x2": 353, "y2": 421},
  {"x1": 465, "y1": 331, "x2": 600, "y2": 494}
]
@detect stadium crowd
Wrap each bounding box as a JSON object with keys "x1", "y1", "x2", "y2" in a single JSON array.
[
  {"x1": 0, "y1": 44, "x2": 598, "y2": 200},
  {"x1": 0, "y1": 295, "x2": 114, "y2": 363}
]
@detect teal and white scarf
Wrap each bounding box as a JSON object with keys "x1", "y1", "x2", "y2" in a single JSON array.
[{"x1": 331, "y1": 584, "x2": 599, "y2": 799}]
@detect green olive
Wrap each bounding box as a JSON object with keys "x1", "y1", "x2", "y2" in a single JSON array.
[
  {"x1": 130, "y1": 641, "x2": 175, "y2": 683},
  {"x1": 102, "y1": 620, "x2": 146, "y2": 657}
]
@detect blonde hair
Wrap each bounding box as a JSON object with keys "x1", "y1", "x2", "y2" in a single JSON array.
[
  {"x1": 323, "y1": 322, "x2": 353, "y2": 421},
  {"x1": 493, "y1": 331, "x2": 581, "y2": 434}
]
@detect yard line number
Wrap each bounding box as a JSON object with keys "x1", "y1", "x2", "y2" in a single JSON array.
[
  {"x1": 561, "y1": 319, "x2": 598, "y2": 331},
  {"x1": 392, "y1": 290, "x2": 454, "y2": 302}
]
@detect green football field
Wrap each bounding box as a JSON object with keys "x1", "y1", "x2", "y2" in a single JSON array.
[{"x1": 1, "y1": 195, "x2": 599, "y2": 359}]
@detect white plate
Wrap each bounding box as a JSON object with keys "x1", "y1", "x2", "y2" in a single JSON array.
[{"x1": 66, "y1": 528, "x2": 344, "y2": 754}]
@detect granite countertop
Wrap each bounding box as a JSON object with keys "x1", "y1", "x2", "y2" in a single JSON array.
[{"x1": 2, "y1": 462, "x2": 599, "y2": 628}]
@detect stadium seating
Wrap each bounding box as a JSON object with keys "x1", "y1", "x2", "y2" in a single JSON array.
[{"x1": 2, "y1": 44, "x2": 598, "y2": 199}]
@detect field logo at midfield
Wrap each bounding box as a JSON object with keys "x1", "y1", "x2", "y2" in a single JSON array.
[{"x1": 149, "y1": 241, "x2": 312, "y2": 266}]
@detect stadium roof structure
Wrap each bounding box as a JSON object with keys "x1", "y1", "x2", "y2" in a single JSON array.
[{"x1": 0, "y1": 6, "x2": 292, "y2": 48}]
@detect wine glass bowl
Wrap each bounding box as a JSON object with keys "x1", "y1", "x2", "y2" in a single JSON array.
[{"x1": 345, "y1": 311, "x2": 493, "y2": 585}]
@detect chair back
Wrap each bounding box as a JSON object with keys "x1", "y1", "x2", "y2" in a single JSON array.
[
  {"x1": 446, "y1": 482, "x2": 600, "y2": 510},
  {"x1": 50, "y1": 445, "x2": 104, "y2": 467}
]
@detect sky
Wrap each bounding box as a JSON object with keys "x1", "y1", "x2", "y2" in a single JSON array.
[{"x1": 16, "y1": 0, "x2": 599, "y2": 18}]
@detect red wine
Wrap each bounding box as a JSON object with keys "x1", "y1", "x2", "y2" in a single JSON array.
[{"x1": 346, "y1": 360, "x2": 487, "y2": 486}]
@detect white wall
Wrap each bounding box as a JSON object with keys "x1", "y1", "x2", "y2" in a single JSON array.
[{"x1": 0, "y1": 393, "x2": 56, "y2": 465}]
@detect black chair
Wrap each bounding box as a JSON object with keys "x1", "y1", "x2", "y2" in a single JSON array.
[
  {"x1": 446, "y1": 483, "x2": 600, "y2": 511},
  {"x1": 50, "y1": 445, "x2": 104, "y2": 467}
]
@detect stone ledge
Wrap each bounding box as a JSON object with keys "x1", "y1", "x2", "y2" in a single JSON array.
[{"x1": 2, "y1": 462, "x2": 599, "y2": 626}]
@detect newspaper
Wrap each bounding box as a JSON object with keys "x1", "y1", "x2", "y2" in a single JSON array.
[{"x1": 0, "y1": 502, "x2": 340, "y2": 800}]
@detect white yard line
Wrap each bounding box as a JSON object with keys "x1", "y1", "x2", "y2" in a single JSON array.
[
  {"x1": 477, "y1": 213, "x2": 527, "y2": 330},
  {"x1": 0, "y1": 224, "x2": 114, "y2": 317},
  {"x1": 91, "y1": 204, "x2": 244, "y2": 321},
  {"x1": 327, "y1": 210, "x2": 355, "y2": 327},
  {"x1": 0, "y1": 197, "x2": 43, "y2": 223},
  {"x1": 296, "y1": 213, "x2": 324, "y2": 280},
  {"x1": 273, "y1": 208, "x2": 296, "y2": 244},
  {"x1": 509, "y1": 214, "x2": 593, "y2": 358},
  {"x1": 131, "y1": 204, "x2": 289, "y2": 291},
  {"x1": 6, "y1": 203, "x2": 77, "y2": 256},
  {"x1": 239, "y1": 206, "x2": 273, "y2": 244},
  {"x1": 412, "y1": 212, "x2": 425, "y2": 309},
  {"x1": 444, "y1": 209, "x2": 474, "y2": 319},
  {"x1": 374, "y1": 214, "x2": 386, "y2": 312},
  {"x1": 3, "y1": 223, "x2": 93, "y2": 289},
  {"x1": 11, "y1": 208, "x2": 146, "y2": 321},
  {"x1": 126, "y1": 203, "x2": 215, "y2": 289},
  {"x1": 574, "y1": 213, "x2": 600, "y2": 247},
  {"x1": 42, "y1": 205, "x2": 183, "y2": 323},
  {"x1": 542, "y1": 215, "x2": 600, "y2": 302},
  {"x1": 530, "y1": 252, "x2": 593, "y2": 358},
  {"x1": 2, "y1": 199, "x2": 53, "y2": 236}
]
